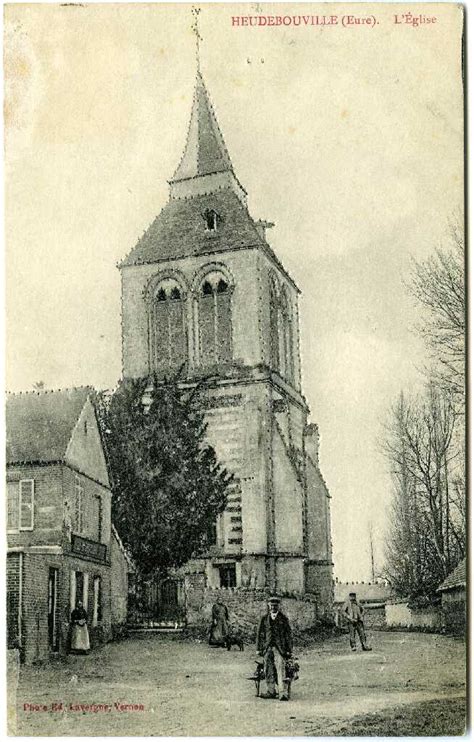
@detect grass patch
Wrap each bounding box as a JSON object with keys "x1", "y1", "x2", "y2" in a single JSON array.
[{"x1": 308, "y1": 697, "x2": 466, "y2": 737}]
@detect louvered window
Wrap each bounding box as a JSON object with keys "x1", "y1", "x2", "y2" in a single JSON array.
[
  {"x1": 199, "y1": 272, "x2": 232, "y2": 366},
  {"x1": 269, "y1": 274, "x2": 294, "y2": 384},
  {"x1": 269, "y1": 280, "x2": 280, "y2": 371},
  {"x1": 152, "y1": 279, "x2": 186, "y2": 376}
]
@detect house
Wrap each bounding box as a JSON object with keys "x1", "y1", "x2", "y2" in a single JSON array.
[
  {"x1": 110, "y1": 524, "x2": 134, "y2": 636},
  {"x1": 437, "y1": 558, "x2": 466, "y2": 634},
  {"x1": 118, "y1": 68, "x2": 334, "y2": 617},
  {"x1": 6, "y1": 387, "x2": 129, "y2": 663}
]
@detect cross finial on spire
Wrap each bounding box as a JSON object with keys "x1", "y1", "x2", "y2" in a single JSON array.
[{"x1": 191, "y1": 7, "x2": 202, "y2": 75}]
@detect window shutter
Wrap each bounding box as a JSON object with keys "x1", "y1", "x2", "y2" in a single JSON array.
[
  {"x1": 7, "y1": 481, "x2": 19, "y2": 531},
  {"x1": 19, "y1": 480, "x2": 34, "y2": 530}
]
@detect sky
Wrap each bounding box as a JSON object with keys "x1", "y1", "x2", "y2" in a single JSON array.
[{"x1": 5, "y1": 3, "x2": 464, "y2": 581}]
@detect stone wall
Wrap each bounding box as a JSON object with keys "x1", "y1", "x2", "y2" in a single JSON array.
[
  {"x1": 361, "y1": 605, "x2": 385, "y2": 629},
  {"x1": 185, "y1": 581, "x2": 319, "y2": 641},
  {"x1": 305, "y1": 563, "x2": 334, "y2": 618},
  {"x1": 385, "y1": 600, "x2": 443, "y2": 630},
  {"x1": 121, "y1": 249, "x2": 264, "y2": 379}
]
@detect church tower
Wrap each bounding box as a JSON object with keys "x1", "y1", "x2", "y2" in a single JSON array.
[{"x1": 119, "y1": 68, "x2": 333, "y2": 612}]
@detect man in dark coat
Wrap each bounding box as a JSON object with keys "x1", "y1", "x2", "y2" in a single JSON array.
[
  {"x1": 209, "y1": 599, "x2": 229, "y2": 647},
  {"x1": 256, "y1": 596, "x2": 293, "y2": 701}
]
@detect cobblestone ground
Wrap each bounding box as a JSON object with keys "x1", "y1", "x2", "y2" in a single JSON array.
[{"x1": 12, "y1": 631, "x2": 466, "y2": 736}]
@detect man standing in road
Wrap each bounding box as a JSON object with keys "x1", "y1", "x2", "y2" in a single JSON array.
[
  {"x1": 256, "y1": 596, "x2": 293, "y2": 701},
  {"x1": 343, "y1": 591, "x2": 372, "y2": 652}
]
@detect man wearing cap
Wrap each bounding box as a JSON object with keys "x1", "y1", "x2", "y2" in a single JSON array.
[
  {"x1": 343, "y1": 592, "x2": 372, "y2": 652},
  {"x1": 256, "y1": 596, "x2": 293, "y2": 701}
]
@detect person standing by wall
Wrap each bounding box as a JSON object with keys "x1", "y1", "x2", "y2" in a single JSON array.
[
  {"x1": 209, "y1": 599, "x2": 229, "y2": 647},
  {"x1": 343, "y1": 592, "x2": 372, "y2": 652},
  {"x1": 70, "y1": 601, "x2": 90, "y2": 655}
]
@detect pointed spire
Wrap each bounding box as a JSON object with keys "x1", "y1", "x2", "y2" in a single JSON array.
[
  {"x1": 171, "y1": 71, "x2": 234, "y2": 183},
  {"x1": 191, "y1": 6, "x2": 202, "y2": 76},
  {"x1": 169, "y1": 9, "x2": 247, "y2": 203}
]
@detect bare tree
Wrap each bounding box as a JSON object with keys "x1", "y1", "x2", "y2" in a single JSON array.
[
  {"x1": 409, "y1": 219, "x2": 465, "y2": 404},
  {"x1": 383, "y1": 385, "x2": 463, "y2": 598},
  {"x1": 367, "y1": 521, "x2": 376, "y2": 583}
]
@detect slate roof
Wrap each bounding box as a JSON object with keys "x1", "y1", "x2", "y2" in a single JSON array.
[
  {"x1": 6, "y1": 387, "x2": 92, "y2": 464},
  {"x1": 119, "y1": 189, "x2": 266, "y2": 267},
  {"x1": 437, "y1": 558, "x2": 466, "y2": 592},
  {"x1": 171, "y1": 71, "x2": 233, "y2": 182}
]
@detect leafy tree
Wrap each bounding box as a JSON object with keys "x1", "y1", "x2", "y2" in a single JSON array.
[{"x1": 97, "y1": 376, "x2": 233, "y2": 578}]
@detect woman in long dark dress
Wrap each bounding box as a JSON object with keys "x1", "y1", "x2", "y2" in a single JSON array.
[
  {"x1": 209, "y1": 600, "x2": 229, "y2": 647},
  {"x1": 70, "y1": 601, "x2": 90, "y2": 654}
]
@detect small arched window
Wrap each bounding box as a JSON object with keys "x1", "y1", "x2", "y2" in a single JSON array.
[
  {"x1": 151, "y1": 278, "x2": 186, "y2": 376},
  {"x1": 204, "y1": 209, "x2": 219, "y2": 232},
  {"x1": 198, "y1": 271, "x2": 232, "y2": 366}
]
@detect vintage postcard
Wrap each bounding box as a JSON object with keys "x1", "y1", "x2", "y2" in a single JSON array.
[{"x1": 5, "y1": 2, "x2": 466, "y2": 736}]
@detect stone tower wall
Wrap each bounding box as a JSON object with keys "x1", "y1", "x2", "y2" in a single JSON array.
[{"x1": 121, "y1": 249, "x2": 268, "y2": 379}]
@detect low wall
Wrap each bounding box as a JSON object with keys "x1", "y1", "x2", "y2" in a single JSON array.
[
  {"x1": 386, "y1": 601, "x2": 443, "y2": 630},
  {"x1": 185, "y1": 582, "x2": 319, "y2": 641},
  {"x1": 335, "y1": 604, "x2": 386, "y2": 630},
  {"x1": 362, "y1": 605, "x2": 385, "y2": 629}
]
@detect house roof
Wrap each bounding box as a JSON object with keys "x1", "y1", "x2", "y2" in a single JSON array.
[
  {"x1": 119, "y1": 189, "x2": 266, "y2": 267},
  {"x1": 437, "y1": 558, "x2": 466, "y2": 592},
  {"x1": 171, "y1": 71, "x2": 234, "y2": 183},
  {"x1": 6, "y1": 387, "x2": 93, "y2": 465},
  {"x1": 334, "y1": 581, "x2": 393, "y2": 604},
  {"x1": 111, "y1": 524, "x2": 135, "y2": 570}
]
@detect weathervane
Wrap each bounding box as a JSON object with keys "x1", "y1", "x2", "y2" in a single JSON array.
[{"x1": 191, "y1": 6, "x2": 202, "y2": 74}]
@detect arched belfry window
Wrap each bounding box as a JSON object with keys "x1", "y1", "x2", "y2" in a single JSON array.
[
  {"x1": 280, "y1": 288, "x2": 294, "y2": 384},
  {"x1": 198, "y1": 271, "x2": 233, "y2": 366},
  {"x1": 269, "y1": 277, "x2": 280, "y2": 371},
  {"x1": 150, "y1": 277, "x2": 186, "y2": 376},
  {"x1": 269, "y1": 274, "x2": 294, "y2": 384}
]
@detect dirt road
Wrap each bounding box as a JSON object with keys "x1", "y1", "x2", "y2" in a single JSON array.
[{"x1": 14, "y1": 631, "x2": 465, "y2": 736}]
